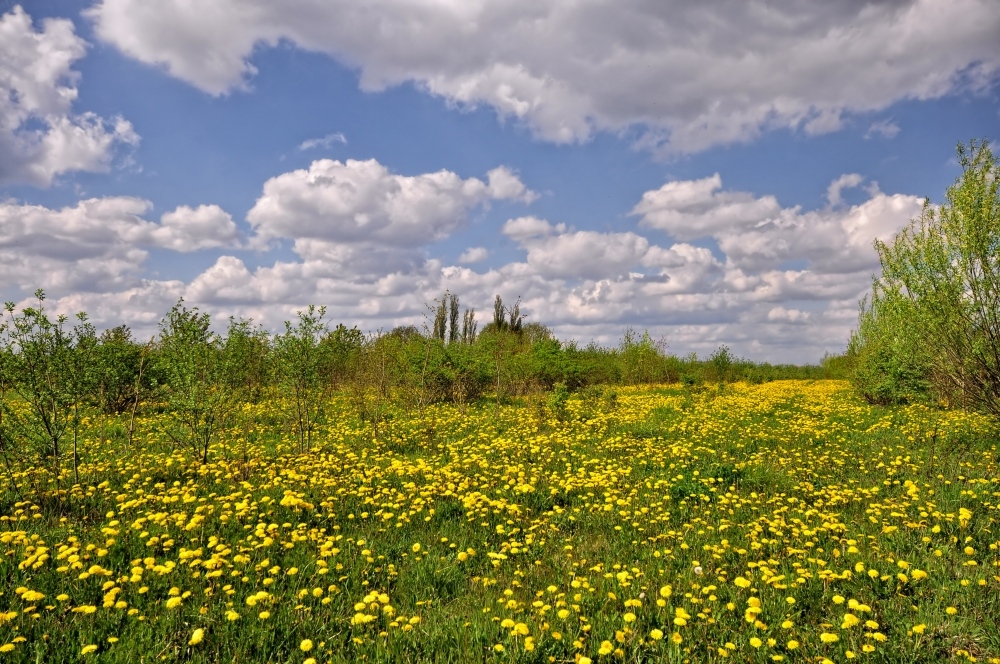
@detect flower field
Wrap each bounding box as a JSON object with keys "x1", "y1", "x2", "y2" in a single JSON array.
[{"x1": 2, "y1": 380, "x2": 999, "y2": 663}]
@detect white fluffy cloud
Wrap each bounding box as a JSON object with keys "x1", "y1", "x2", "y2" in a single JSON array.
[
  {"x1": 87, "y1": 0, "x2": 1000, "y2": 153},
  {"x1": 23, "y1": 171, "x2": 923, "y2": 363},
  {"x1": 247, "y1": 159, "x2": 535, "y2": 258},
  {"x1": 0, "y1": 6, "x2": 138, "y2": 186},
  {"x1": 633, "y1": 173, "x2": 925, "y2": 273},
  {"x1": 0, "y1": 198, "x2": 239, "y2": 293},
  {"x1": 458, "y1": 247, "x2": 488, "y2": 264}
]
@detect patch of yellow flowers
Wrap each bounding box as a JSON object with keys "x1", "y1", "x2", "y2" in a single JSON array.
[{"x1": 0, "y1": 380, "x2": 997, "y2": 662}]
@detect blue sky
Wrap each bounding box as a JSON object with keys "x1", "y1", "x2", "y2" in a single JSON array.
[{"x1": 2, "y1": 1, "x2": 998, "y2": 362}]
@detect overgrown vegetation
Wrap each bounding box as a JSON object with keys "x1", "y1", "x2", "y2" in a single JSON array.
[{"x1": 848, "y1": 139, "x2": 1000, "y2": 417}]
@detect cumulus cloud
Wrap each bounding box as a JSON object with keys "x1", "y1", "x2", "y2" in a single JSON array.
[
  {"x1": 633, "y1": 172, "x2": 924, "y2": 273},
  {"x1": 0, "y1": 6, "x2": 138, "y2": 187},
  {"x1": 20, "y1": 171, "x2": 923, "y2": 363},
  {"x1": 0, "y1": 197, "x2": 240, "y2": 293},
  {"x1": 247, "y1": 158, "x2": 535, "y2": 252},
  {"x1": 87, "y1": 0, "x2": 1000, "y2": 153}
]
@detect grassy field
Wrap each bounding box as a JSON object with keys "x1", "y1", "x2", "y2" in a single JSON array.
[{"x1": 1, "y1": 380, "x2": 999, "y2": 663}]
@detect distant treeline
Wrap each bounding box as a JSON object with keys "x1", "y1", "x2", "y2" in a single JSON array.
[
  {"x1": 0, "y1": 290, "x2": 844, "y2": 480},
  {"x1": 1, "y1": 292, "x2": 841, "y2": 417}
]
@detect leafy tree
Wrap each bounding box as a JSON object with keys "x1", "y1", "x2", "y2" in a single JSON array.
[
  {"x1": 156, "y1": 300, "x2": 238, "y2": 464},
  {"x1": 853, "y1": 139, "x2": 1000, "y2": 416},
  {"x1": 708, "y1": 345, "x2": 735, "y2": 385},
  {"x1": 274, "y1": 306, "x2": 330, "y2": 452},
  {"x1": 0, "y1": 291, "x2": 93, "y2": 492}
]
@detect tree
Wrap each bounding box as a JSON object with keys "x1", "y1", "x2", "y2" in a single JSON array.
[
  {"x1": 852, "y1": 139, "x2": 1000, "y2": 416},
  {"x1": 0, "y1": 291, "x2": 92, "y2": 493},
  {"x1": 156, "y1": 300, "x2": 238, "y2": 464},
  {"x1": 274, "y1": 306, "x2": 330, "y2": 452}
]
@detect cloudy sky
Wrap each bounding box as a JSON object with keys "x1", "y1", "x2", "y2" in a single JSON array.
[{"x1": 2, "y1": 0, "x2": 998, "y2": 362}]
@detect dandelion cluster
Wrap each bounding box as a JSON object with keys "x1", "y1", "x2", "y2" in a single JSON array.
[{"x1": 0, "y1": 381, "x2": 998, "y2": 662}]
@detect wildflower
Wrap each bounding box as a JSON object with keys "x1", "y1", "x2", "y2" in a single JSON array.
[
  {"x1": 189, "y1": 629, "x2": 204, "y2": 646},
  {"x1": 300, "y1": 639, "x2": 313, "y2": 652},
  {"x1": 786, "y1": 640, "x2": 799, "y2": 650},
  {"x1": 820, "y1": 632, "x2": 839, "y2": 643},
  {"x1": 165, "y1": 597, "x2": 182, "y2": 609},
  {"x1": 650, "y1": 629, "x2": 663, "y2": 640},
  {"x1": 81, "y1": 645, "x2": 98, "y2": 655},
  {"x1": 750, "y1": 637, "x2": 762, "y2": 648},
  {"x1": 912, "y1": 624, "x2": 927, "y2": 635},
  {"x1": 672, "y1": 633, "x2": 683, "y2": 645}
]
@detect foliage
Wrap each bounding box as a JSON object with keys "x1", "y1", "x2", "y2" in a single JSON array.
[
  {"x1": 851, "y1": 139, "x2": 1000, "y2": 416},
  {"x1": 0, "y1": 291, "x2": 93, "y2": 491},
  {"x1": 274, "y1": 306, "x2": 329, "y2": 452},
  {"x1": 154, "y1": 300, "x2": 240, "y2": 464}
]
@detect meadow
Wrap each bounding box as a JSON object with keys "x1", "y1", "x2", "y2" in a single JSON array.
[{"x1": 1, "y1": 380, "x2": 999, "y2": 663}]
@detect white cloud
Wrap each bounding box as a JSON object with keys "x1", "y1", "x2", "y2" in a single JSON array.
[
  {"x1": 298, "y1": 132, "x2": 347, "y2": 150},
  {"x1": 0, "y1": 6, "x2": 138, "y2": 187},
  {"x1": 154, "y1": 205, "x2": 241, "y2": 251},
  {"x1": 865, "y1": 119, "x2": 901, "y2": 140},
  {"x1": 826, "y1": 173, "x2": 864, "y2": 207},
  {"x1": 17, "y1": 172, "x2": 925, "y2": 363},
  {"x1": 633, "y1": 172, "x2": 924, "y2": 273},
  {"x1": 247, "y1": 158, "x2": 536, "y2": 250},
  {"x1": 0, "y1": 197, "x2": 240, "y2": 293},
  {"x1": 87, "y1": 0, "x2": 1000, "y2": 154},
  {"x1": 458, "y1": 247, "x2": 488, "y2": 263}
]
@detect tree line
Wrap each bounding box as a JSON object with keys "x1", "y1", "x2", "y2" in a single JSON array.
[{"x1": 0, "y1": 290, "x2": 836, "y2": 491}]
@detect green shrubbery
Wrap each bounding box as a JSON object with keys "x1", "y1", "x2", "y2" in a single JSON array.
[{"x1": 847, "y1": 139, "x2": 1000, "y2": 417}]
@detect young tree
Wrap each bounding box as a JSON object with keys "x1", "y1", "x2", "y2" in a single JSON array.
[
  {"x1": 853, "y1": 139, "x2": 1000, "y2": 416},
  {"x1": 0, "y1": 291, "x2": 92, "y2": 493},
  {"x1": 156, "y1": 300, "x2": 237, "y2": 464},
  {"x1": 274, "y1": 306, "x2": 329, "y2": 452}
]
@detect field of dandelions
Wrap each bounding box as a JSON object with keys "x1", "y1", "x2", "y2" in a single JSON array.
[{"x1": 2, "y1": 380, "x2": 1000, "y2": 663}]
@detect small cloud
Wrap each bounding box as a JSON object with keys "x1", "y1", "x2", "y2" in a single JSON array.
[
  {"x1": 458, "y1": 247, "x2": 488, "y2": 263},
  {"x1": 297, "y1": 132, "x2": 347, "y2": 150},
  {"x1": 865, "y1": 119, "x2": 900, "y2": 140},
  {"x1": 767, "y1": 306, "x2": 810, "y2": 323},
  {"x1": 803, "y1": 109, "x2": 843, "y2": 136},
  {"x1": 826, "y1": 173, "x2": 864, "y2": 207}
]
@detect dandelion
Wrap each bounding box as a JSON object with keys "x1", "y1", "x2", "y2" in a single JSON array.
[
  {"x1": 189, "y1": 629, "x2": 204, "y2": 646},
  {"x1": 650, "y1": 629, "x2": 663, "y2": 640},
  {"x1": 300, "y1": 639, "x2": 313, "y2": 652},
  {"x1": 81, "y1": 645, "x2": 98, "y2": 655}
]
